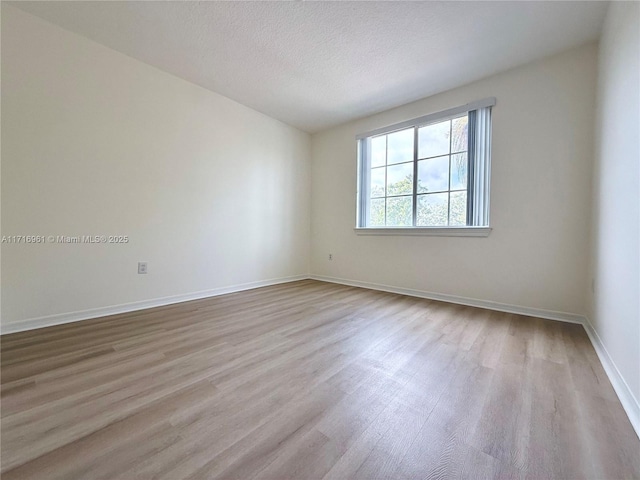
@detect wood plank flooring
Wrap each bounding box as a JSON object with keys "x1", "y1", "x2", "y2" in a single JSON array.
[{"x1": 1, "y1": 280, "x2": 638, "y2": 479}]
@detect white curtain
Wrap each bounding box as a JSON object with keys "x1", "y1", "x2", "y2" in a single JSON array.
[{"x1": 471, "y1": 106, "x2": 492, "y2": 226}]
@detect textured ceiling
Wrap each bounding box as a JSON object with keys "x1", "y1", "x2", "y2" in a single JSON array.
[{"x1": 9, "y1": 1, "x2": 608, "y2": 133}]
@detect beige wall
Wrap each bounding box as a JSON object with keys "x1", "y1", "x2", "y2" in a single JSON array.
[
  {"x1": 588, "y1": 1, "x2": 640, "y2": 407},
  {"x1": 310, "y1": 44, "x2": 597, "y2": 316},
  {"x1": 1, "y1": 6, "x2": 311, "y2": 328}
]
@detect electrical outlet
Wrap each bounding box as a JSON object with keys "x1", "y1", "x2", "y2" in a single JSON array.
[
  {"x1": 138, "y1": 262, "x2": 148, "y2": 274},
  {"x1": 328, "y1": 253, "x2": 333, "y2": 260}
]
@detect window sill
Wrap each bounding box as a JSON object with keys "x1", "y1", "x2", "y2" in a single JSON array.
[{"x1": 353, "y1": 226, "x2": 491, "y2": 237}]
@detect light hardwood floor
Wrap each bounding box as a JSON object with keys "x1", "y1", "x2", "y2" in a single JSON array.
[{"x1": 1, "y1": 280, "x2": 638, "y2": 479}]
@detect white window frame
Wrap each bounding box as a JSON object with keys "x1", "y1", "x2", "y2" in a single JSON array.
[{"x1": 355, "y1": 98, "x2": 495, "y2": 237}]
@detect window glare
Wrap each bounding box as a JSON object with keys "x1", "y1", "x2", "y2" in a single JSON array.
[{"x1": 451, "y1": 116, "x2": 468, "y2": 154}]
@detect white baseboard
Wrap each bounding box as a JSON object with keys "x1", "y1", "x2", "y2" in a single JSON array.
[
  {"x1": 582, "y1": 317, "x2": 640, "y2": 438},
  {"x1": 0, "y1": 274, "x2": 309, "y2": 335},
  {"x1": 309, "y1": 274, "x2": 586, "y2": 324}
]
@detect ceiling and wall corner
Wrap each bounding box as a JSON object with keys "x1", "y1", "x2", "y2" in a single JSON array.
[{"x1": 9, "y1": 1, "x2": 608, "y2": 133}]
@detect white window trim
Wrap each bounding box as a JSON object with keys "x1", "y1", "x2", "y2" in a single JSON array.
[
  {"x1": 355, "y1": 97, "x2": 496, "y2": 140},
  {"x1": 354, "y1": 226, "x2": 491, "y2": 237},
  {"x1": 356, "y1": 97, "x2": 495, "y2": 234}
]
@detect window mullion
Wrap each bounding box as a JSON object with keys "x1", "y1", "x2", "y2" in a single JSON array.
[{"x1": 447, "y1": 120, "x2": 452, "y2": 226}]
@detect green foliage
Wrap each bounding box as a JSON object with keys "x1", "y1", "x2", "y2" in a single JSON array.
[
  {"x1": 371, "y1": 174, "x2": 467, "y2": 227},
  {"x1": 387, "y1": 175, "x2": 414, "y2": 197},
  {"x1": 386, "y1": 196, "x2": 412, "y2": 226}
]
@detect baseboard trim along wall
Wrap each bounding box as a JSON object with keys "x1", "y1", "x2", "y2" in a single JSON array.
[
  {"x1": 310, "y1": 274, "x2": 585, "y2": 324},
  {"x1": 0, "y1": 274, "x2": 308, "y2": 335},
  {"x1": 582, "y1": 317, "x2": 640, "y2": 439},
  {"x1": 310, "y1": 274, "x2": 640, "y2": 439}
]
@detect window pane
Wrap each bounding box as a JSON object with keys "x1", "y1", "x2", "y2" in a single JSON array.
[
  {"x1": 370, "y1": 167, "x2": 385, "y2": 198},
  {"x1": 387, "y1": 163, "x2": 413, "y2": 196},
  {"x1": 451, "y1": 115, "x2": 468, "y2": 154},
  {"x1": 417, "y1": 193, "x2": 448, "y2": 226},
  {"x1": 417, "y1": 155, "x2": 449, "y2": 193},
  {"x1": 387, "y1": 128, "x2": 414, "y2": 165},
  {"x1": 371, "y1": 135, "x2": 386, "y2": 168},
  {"x1": 369, "y1": 198, "x2": 385, "y2": 226},
  {"x1": 450, "y1": 191, "x2": 467, "y2": 226},
  {"x1": 386, "y1": 196, "x2": 412, "y2": 226},
  {"x1": 418, "y1": 120, "x2": 450, "y2": 159},
  {"x1": 450, "y1": 153, "x2": 467, "y2": 190}
]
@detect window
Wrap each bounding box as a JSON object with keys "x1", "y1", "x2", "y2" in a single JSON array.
[{"x1": 356, "y1": 98, "x2": 494, "y2": 234}]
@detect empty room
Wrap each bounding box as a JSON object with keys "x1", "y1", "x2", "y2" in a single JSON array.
[{"x1": 1, "y1": 1, "x2": 639, "y2": 479}]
